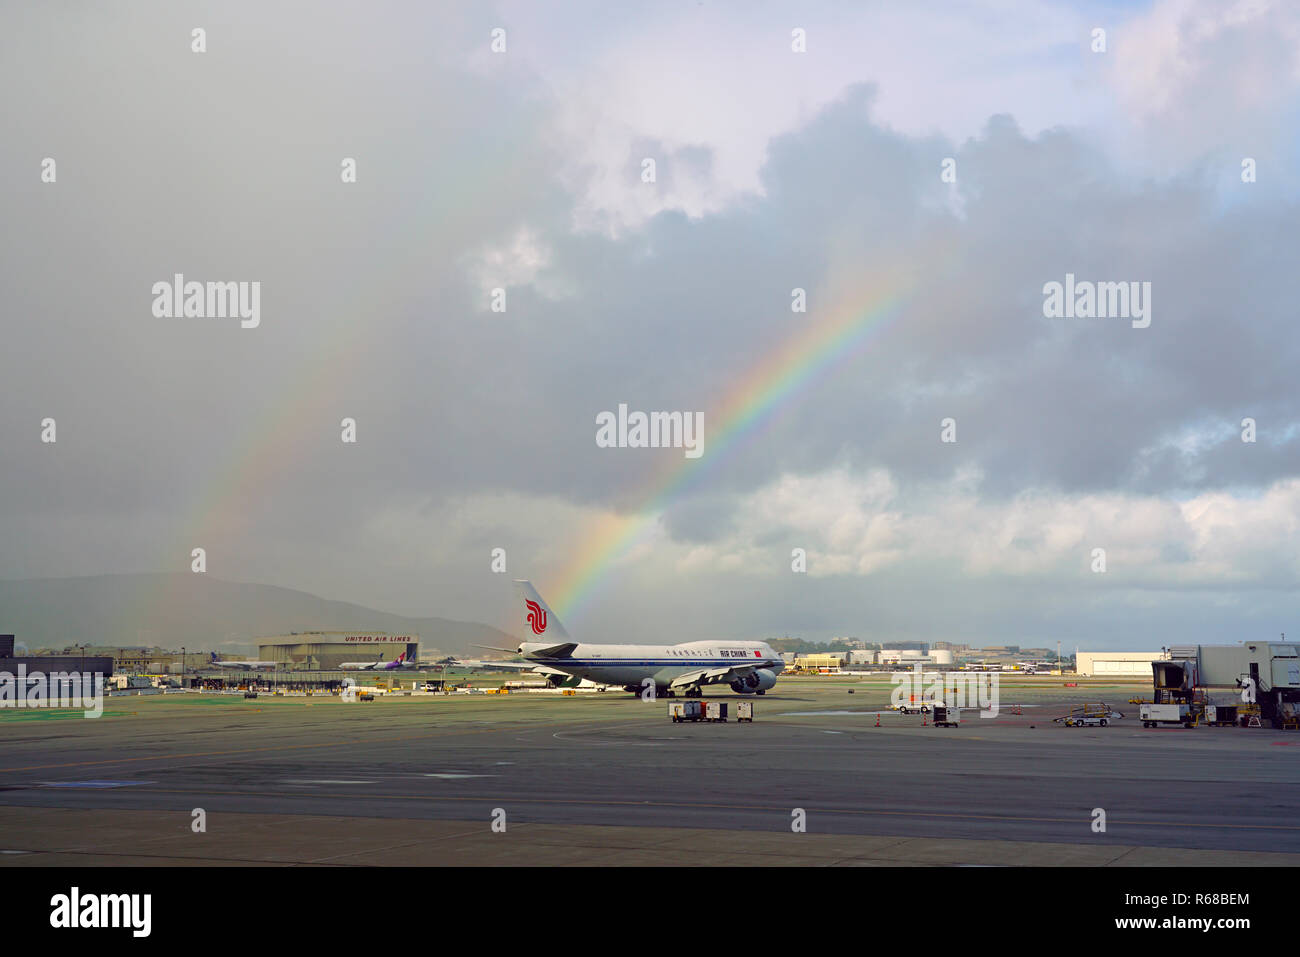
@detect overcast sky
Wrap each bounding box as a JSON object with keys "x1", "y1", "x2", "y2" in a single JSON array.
[{"x1": 3, "y1": 1, "x2": 1299, "y2": 650}]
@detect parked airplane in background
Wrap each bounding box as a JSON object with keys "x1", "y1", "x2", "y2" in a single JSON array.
[
  {"x1": 208, "y1": 652, "x2": 277, "y2": 670},
  {"x1": 483, "y1": 581, "x2": 784, "y2": 698},
  {"x1": 339, "y1": 652, "x2": 414, "y2": 672}
]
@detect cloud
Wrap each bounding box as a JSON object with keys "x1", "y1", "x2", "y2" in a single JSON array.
[{"x1": 2, "y1": 1, "x2": 1299, "y2": 651}]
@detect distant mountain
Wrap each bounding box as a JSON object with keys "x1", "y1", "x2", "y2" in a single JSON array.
[{"x1": 0, "y1": 573, "x2": 515, "y2": 658}]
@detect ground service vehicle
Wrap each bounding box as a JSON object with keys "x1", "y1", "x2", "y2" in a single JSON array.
[
  {"x1": 1140, "y1": 703, "x2": 1193, "y2": 727},
  {"x1": 895, "y1": 699, "x2": 935, "y2": 714},
  {"x1": 932, "y1": 705, "x2": 960, "y2": 727},
  {"x1": 669, "y1": 701, "x2": 703, "y2": 722},
  {"x1": 1057, "y1": 703, "x2": 1123, "y2": 727}
]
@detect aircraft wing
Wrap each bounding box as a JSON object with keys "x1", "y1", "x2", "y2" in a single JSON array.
[
  {"x1": 456, "y1": 659, "x2": 534, "y2": 670},
  {"x1": 456, "y1": 659, "x2": 574, "y2": 679},
  {"x1": 669, "y1": 662, "x2": 777, "y2": 689},
  {"x1": 669, "y1": 666, "x2": 737, "y2": 689}
]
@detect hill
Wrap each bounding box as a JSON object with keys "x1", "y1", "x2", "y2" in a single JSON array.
[{"x1": 0, "y1": 573, "x2": 515, "y2": 659}]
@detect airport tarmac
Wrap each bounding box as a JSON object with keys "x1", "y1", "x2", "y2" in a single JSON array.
[{"x1": 2, "y1": 677, "x2": 1299, "y2": 866}]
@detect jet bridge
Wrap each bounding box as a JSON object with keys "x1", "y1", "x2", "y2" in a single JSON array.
[{"x1": 1154, "y1": 642, "x2": 1300, "y2": 729}]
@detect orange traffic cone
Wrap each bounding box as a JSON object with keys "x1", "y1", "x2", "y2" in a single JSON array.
[{"x1": 922, "y1": 713, "x2": 928, "y2": 727}]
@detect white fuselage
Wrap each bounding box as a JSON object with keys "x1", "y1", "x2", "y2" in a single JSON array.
[
  {"x1": 518, "y1": 639, "x2": 784, "y2": 689},
  {"x1": 339, "y1": 660, "x2": 412, "y2": 671},
  {"x1": 211, "y1": 660, "x2": 276, "y2": 670}
]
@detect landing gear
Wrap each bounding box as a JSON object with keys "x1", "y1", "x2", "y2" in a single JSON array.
[{"x1": 756, "y1": 690, "x2": 765, "y2": 695}]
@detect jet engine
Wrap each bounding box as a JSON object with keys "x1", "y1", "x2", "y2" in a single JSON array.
[{"x1": 730, "y1": 668, "x2": 777, "y2": 694}]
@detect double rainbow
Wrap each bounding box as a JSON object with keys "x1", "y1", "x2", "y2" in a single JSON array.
[{"x1": 549, "y1": 260, "x2": 919, "y2": 622}]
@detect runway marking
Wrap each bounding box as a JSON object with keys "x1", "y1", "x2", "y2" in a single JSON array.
[
  {"x1": 279, "y1": 780, "x2": 376, "y2": 785},
  {"x1": 0, "y1": 719, "x2": 586, "y2": 774},
  {"x1": 36, "y1": 780, "x2": 151, "y2": 789},
  {"x1": 32, "y1": 784, "x2": 1300, "y2": 834},
  {"x1": 423, "y1": 773, "x2": 492, "y2": 779}
]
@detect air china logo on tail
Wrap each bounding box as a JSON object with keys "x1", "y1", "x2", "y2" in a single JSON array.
[{"x1": 525, "y1": 599, "x2": 547, "y2": 635}]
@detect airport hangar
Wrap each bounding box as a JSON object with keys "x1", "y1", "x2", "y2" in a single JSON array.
[
  {"x1": 256, "y1": 631, "x2": 419, "y2": 670},
  {"x1": 1074, "y1": 651, "x2": 1162, "y2": 677}
]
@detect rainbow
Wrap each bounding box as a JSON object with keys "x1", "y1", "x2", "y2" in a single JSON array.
[
  {"x1": 548, "y1": 260, "x2": 921, "y2": 622},
  {"x1": 139, "y1": 160, "x2": 513, "y2": 625}
]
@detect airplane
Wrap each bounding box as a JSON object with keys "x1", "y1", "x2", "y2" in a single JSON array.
[
  {"x1": 486, "y1": 581, "x2": 784, "y2": 698},
  {"x1": 339, "y1": 652, "x2": 415, "y2": 671},
  {"x1": 208, "y1": 652, "x2": 277, "y2": 670}
]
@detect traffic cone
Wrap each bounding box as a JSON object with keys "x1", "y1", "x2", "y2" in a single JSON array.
[
  {"x1": 875, "y1": 714, "x2": 880, "y2": 727},
  {"x1": 922, "y1": 714, "x2": 928, "y2": 727}
]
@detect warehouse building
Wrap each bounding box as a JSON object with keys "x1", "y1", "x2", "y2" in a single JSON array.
[
  {"x1": 794, "y1": 653, "x2": 846, "y2": 670},
  {"x1": 1075, "y1": 651, "x2": 1162, "y2": 677},
  {"x1": 879, "y1": 649, "x2": 928, "y2": 665},
  {"x1": 0, "y1": 634, "x2": 113, "y2": 694},
  {"x1": 257, "y1": 631, "x2": 418, "y2": 670}
]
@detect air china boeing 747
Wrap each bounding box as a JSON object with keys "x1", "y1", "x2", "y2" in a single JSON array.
[{"x1": 481, "y1": 581, "x2": 785, "y2": 698}]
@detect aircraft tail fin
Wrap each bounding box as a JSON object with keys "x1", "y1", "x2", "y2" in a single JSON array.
[{"x1": 512, "y1": 580, "x2": 571, "y2": 641}]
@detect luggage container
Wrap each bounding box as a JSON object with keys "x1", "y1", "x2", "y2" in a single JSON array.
[
  {"x1": 736, "y1": 700, "x2": 754, "y2": 722},
  {"x1": 705, "y1": 701, "x2": 729, "y2": 722},
  {"x1": 1203, "y1": 704, "x2": 1238, "y2": 727},
  {"x1": 669, "y1": 700, "x2": 703, "y2": 722},
  {"x1": 932, "y1": 705, "x2": 960, "y2": 727}
]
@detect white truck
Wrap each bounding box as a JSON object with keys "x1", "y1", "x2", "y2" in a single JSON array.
[
  {"x1": 895, "y1": 697, "x2": 937, "y2": 715},
  {"x1": 1140, "y1": 703, "x2": 1193, "y2": 728}
]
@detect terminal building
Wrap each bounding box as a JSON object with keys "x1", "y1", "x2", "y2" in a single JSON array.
[
  {"x1": 0, "y1": 634, "x2": 113, "y2": 692},
  {"x1": 257, "y1": 631, "x2": 419, "y2": 670},
  {"x1": 1075, "y1": 651, "x2": 1162, "y2": 677}
]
